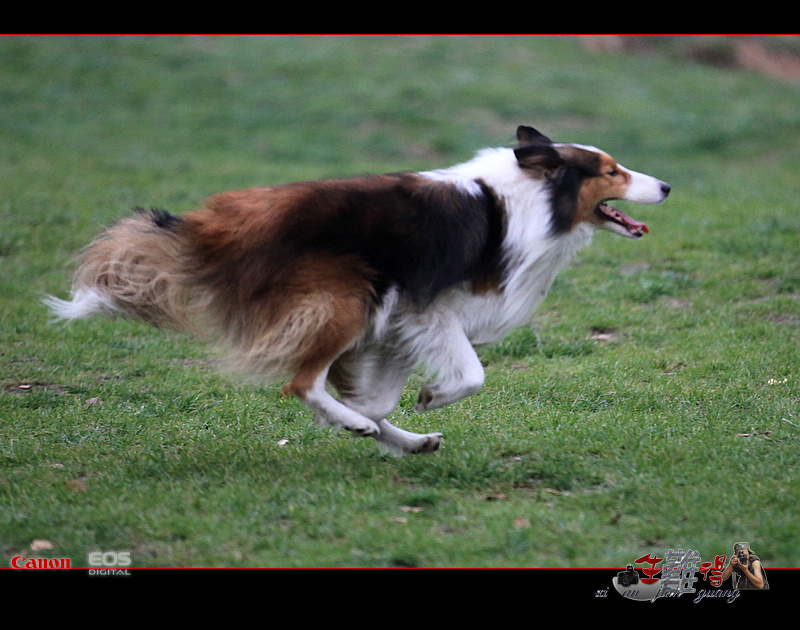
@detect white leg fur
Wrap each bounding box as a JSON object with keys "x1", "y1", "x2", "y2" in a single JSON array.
[
  {"x1": 402, "y1": 307, "x2": 485, "y2": 412},
  {"x1": 375, "y1": 419, "x2": 443, "y2": 457},
  {"x1": 334, "y1": 350, "x2": 413, "y2": 421},
  {"x1": 332, "y1": 350, "x2": 443, "y2": 455},
  {"x1": 304, "y1": 370, "x2": 380, "y2": 437}
]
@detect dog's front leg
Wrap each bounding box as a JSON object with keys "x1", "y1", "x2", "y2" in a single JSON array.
[{"x1": 410, "y1": 311, "x2": 485, "y2": 412}]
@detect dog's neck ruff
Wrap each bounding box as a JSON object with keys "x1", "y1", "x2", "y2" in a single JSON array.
[{"x1": 420, "y1": 148, "x2": 595, "y2": 344}]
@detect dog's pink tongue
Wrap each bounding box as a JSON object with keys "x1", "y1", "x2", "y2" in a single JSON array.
[{"x1": 618, "y1": 208, "x2": 649, "y2": 234}]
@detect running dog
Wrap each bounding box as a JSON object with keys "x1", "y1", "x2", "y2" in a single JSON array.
[{"x1": 48, "y1": 126, "x2": 670, "y2": 455}]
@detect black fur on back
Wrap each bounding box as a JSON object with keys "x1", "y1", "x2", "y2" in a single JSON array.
[{"x1": 276, "y1": 174, "x2": 508, "y2": 305}]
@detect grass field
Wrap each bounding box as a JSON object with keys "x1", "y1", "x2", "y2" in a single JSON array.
[{"x1": 1, "y1": 35, "x2": 799, "y2": 569}]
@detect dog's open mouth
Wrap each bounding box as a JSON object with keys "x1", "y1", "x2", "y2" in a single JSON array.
[{"x1": 596, "y1": 203, "x2": 649, "y2": 238}]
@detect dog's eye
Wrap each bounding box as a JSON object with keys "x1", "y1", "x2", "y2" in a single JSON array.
[{"x1": 607, "y1": 168, "x2": 620, "y2": 177}]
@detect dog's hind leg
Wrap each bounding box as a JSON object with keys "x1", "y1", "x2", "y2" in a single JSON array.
[
  {"x1": 329, "y1": 349, "x2": 411, "y2": 421},
  {"x1": 279, "y1": 284, "x2": 381, "y2": 438},
  {"x1": 329, "y1": 350, "x2": 442, "y2": 455},
  {"x1": 287, "y1": 367, "x2": 381, "y2": 437}
]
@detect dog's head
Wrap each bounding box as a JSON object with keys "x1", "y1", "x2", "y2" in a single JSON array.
[{"x1": 514, "y1": 125, "x2": 670, "y2": 238}]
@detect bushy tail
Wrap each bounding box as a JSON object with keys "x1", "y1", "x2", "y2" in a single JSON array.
[
  {"x1": 45, "y1": 206, "x2": 351, "y2": 386},
  {"x1": 46, "y1": 209, "x2": 193, "y2": 331}
]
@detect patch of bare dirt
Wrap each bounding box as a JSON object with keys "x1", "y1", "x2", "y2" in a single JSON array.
[{"x1": 579, "y1": 35, "x2": 800, "y2": 83}]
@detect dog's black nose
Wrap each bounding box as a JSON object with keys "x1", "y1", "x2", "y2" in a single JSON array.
[{"x1": 661, "y1": 182, "x2": 671, "y2": 197}]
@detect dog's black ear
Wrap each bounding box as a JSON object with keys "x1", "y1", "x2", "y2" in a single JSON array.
[
  {"x1": 514, "y1": 126, "x2": 562, "y2": 171},
  {"x1": 516, "y1": 125, "x2": 552, "y2": 146}
]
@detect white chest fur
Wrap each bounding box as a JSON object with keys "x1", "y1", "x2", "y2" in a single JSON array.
[{"x1": 447, "y1": 223, "x2": 593, "y2": 345}]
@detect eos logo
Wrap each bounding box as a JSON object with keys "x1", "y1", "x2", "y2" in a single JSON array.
[{"x1": 88, "y1": 551, "x2": 131, "y2": 567}]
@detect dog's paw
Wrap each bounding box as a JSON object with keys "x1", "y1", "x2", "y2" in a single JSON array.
[
  {"x1": 344, "y1": 417, "x2": 380, "y2": 438},
  {"x1": 378, "y1": 431, "x2": 443, "y2": 457},
  {"x1": 409, "y1": 432, "x2": 443, "y2": 454},
  {"x1": 415, "y1": 385, "x2": 435, "y2": 412}
]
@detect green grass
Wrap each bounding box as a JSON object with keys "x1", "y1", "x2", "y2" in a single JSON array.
[{"x1": 2, "y1": 35, "x2": 799, "y2": 568}]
